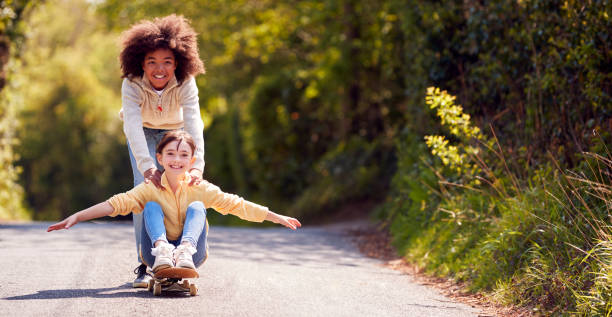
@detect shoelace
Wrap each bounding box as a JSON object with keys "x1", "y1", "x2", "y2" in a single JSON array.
[{"x1": 133, "y1": 265, "x2": 151, "y2": 277}]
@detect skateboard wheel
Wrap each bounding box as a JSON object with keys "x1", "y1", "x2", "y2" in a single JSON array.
[
  {"x1": 153, "y1": 282, "x2": 162, "y2": 296},
  {"x1": 182, "y1": 280, "x2": 189, "y2": 288},
  {"x1": 189, "y1": 283, "x2": 197, "y2": 296},
  {"x1": 148, "y1": 279, "x2": 154, "y2": 292}
]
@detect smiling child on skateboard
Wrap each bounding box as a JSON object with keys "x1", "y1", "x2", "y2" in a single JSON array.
[{"x1": 47, "y1": 130, "x2": 301, "y2": 272}]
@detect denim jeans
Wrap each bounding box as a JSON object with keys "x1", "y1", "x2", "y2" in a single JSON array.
[{"x1": 140, "y1": 201, "x2": 209, "y2": 268}]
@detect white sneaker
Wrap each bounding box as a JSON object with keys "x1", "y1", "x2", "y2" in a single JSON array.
[
  {"x1": 151, "y1": 243, "x2": 175, "y2": 272},
  {"x1": 173, "y1": 244, "x2": 197, "y2": 269}
]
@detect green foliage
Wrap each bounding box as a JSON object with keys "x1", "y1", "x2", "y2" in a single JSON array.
[
  {"x1": 382, "y1": 87, "x2": 612, "y2": 314},
  {"x1": 377, "y1": 1, "x2": 612, "y2": 312},
  {"x1": 243, "y1": 71, "x2": 313, "y2": 201},
  {"x1": 574, "y1": 240, "x2": 612, "y2": 315},
  {"x1": 14, "y1": 0, "x2": 131, "y2": 220},
  {"x1": 0, "y1": 0, "x2": 37, "y2": 89},
  {"x1": 289, "y1": 136, "x2": 394, "y2": 220},
  {"x1": 424, "y1": 87, "x2": 488, "y2": 180},
  {"x1": 0, "y1": 72, "x2": 28, "y2": 220},
  {"x1": 0, "y1": 0, "x2": 38, "y2": 220},
  {"x1": 418, "y1": 0, "x2": 611, "y2": 165}
]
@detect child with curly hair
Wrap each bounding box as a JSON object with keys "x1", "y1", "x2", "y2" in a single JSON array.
[
  {"x1": 48, "y1": 130, "x2": 301, "y2": 274},
  {"x1": 118, "y1": 14, "x2": 207, "y2": 287}
]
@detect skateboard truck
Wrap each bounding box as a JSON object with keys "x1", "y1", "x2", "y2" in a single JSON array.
[{"x1": 148, "y1": 267, "x2": 199, "y2": 296}]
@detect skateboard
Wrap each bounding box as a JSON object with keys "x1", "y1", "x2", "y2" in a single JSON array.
[{"x1": 148, "y1": 267, "x2": 199, "y2": 296}]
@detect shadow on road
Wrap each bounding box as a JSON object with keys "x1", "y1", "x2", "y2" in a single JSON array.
[{"x1": 2, "y1": 283, "x2": 195, "y2": 300}]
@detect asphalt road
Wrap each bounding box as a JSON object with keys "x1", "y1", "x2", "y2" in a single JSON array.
[{"x1": 0, "y1": 221, "x2": 481, "y2": 316}]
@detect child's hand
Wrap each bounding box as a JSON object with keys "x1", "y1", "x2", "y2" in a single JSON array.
[
  {"x1": 279, "y1": 216, "x2": 302, "y2": 230},
  {"x1": 47, "y1": 214, "x2": 79, "y2": 232},
  {"x1": 188, "y1": 169, "x2": 203, "y2": 186},
  {"x1": 266, "y1": 212, "x2": 302, "y2": 230}
]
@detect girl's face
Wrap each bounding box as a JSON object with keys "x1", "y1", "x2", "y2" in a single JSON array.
[
  {"x1": 156, "y1": 140, "x2": 195, "y2": 179},
  {"x1": 142, "y1": 48, "x2": 177, "y2": 90}
]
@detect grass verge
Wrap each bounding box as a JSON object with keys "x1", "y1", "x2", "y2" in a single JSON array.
[{"x1": 379, "y1": 88, "x2": 612, "y2": 315}]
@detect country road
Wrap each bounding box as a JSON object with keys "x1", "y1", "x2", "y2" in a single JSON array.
[{"x1": 0, "y1": 221, "x2": 481, "y2": 316}]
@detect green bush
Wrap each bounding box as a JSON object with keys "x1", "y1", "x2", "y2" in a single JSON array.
[
  {"x1": 381, "y1": 87, "x2": 612, "y2": 314},
  {"x1": 0, "y1": 0, "x2": 38, "y2": 220},
  {"x1": 0, "y1": 79, "x2": 28, "y2": 220},
  {"x1": 289, "y1": 136, "x2": 394, "y2": 220},
  {"x1": 14, "y1": 0, "x2": 132, "y2": 220}
]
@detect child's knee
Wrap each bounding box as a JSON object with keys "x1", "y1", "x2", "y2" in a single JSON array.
[
  {"x1": 187, "y1": 201, "x2": 206, "y2": 212},
  {"x1": 187, "y1": 201, "x2": 207, "y2": 219}
]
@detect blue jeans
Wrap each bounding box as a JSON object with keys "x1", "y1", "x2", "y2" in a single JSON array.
[{"x1": 139, "y1": 201, "x2": 209, "y2": 268}]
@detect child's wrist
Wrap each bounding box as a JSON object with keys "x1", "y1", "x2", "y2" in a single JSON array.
[{"x1": 266, "y1": 211, "x2": 279, "y2": 223}]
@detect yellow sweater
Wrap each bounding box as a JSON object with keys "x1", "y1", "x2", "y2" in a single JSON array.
[{"x1": 107, "y1": 173, "x2": 269, "y2": 240}]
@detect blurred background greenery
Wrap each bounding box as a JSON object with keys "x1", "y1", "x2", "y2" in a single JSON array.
[
  {"x1": 3, "y1": 0, "x2": 410, "y2": 223},
  {"x1": 1, "y1": 0, "x2": 611, "y2": 313}
]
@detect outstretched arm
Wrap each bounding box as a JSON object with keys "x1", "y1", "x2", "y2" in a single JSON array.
[
  {"x1": 199, "y1": 180, "x2": 301, "y2": 228},
  {"x1": 47, "y1": 201, "x2": 114, "y2": 232},
  {"x1": 265, "y1": 211, "x2": 302, "y2": 230}
]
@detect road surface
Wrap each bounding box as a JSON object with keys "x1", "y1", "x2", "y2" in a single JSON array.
[{"x1": 0, "y1": 221, "x2": 481, "y2": 316}]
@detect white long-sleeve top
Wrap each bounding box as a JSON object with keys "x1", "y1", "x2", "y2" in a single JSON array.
[{"x1": 120, "y1": 75, "x2": 205, "y2": 174}]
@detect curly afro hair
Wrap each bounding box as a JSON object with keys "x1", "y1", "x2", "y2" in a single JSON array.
[{"x1": 119, "y1": 14, "x2": 205, "y2": 84}]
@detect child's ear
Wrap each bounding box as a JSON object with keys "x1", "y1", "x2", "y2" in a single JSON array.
[
  {"x1": 190, "y1": 156, "x2": 196, "y2": 165},
  {"x1": 156, "y1": 153, "x2": 163, "y2": 164}
]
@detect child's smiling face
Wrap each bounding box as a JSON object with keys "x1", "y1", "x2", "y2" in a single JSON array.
[
  {"x1": 156, "y1": 140, "x2": 195, "y2": 179},
  {"x1": 142, "y1": 48, "x2": 177, "y2": 90}
]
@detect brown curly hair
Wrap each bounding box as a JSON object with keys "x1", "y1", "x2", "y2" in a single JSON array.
[{"x1": 119, "y1": 14, "x2": 205, "y2": 84}]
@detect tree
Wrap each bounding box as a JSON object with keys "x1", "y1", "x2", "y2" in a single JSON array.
[
  {"x1": 15, "y1": 0, "x2": 131, "y2": 220},
  {"x1": 0, "y1": 0, "x2": 38, "y2": 220}
]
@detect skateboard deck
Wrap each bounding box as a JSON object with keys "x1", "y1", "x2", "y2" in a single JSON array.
[{"x1": 148, "y1": 267, "x2": 199, "y2": 296}]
